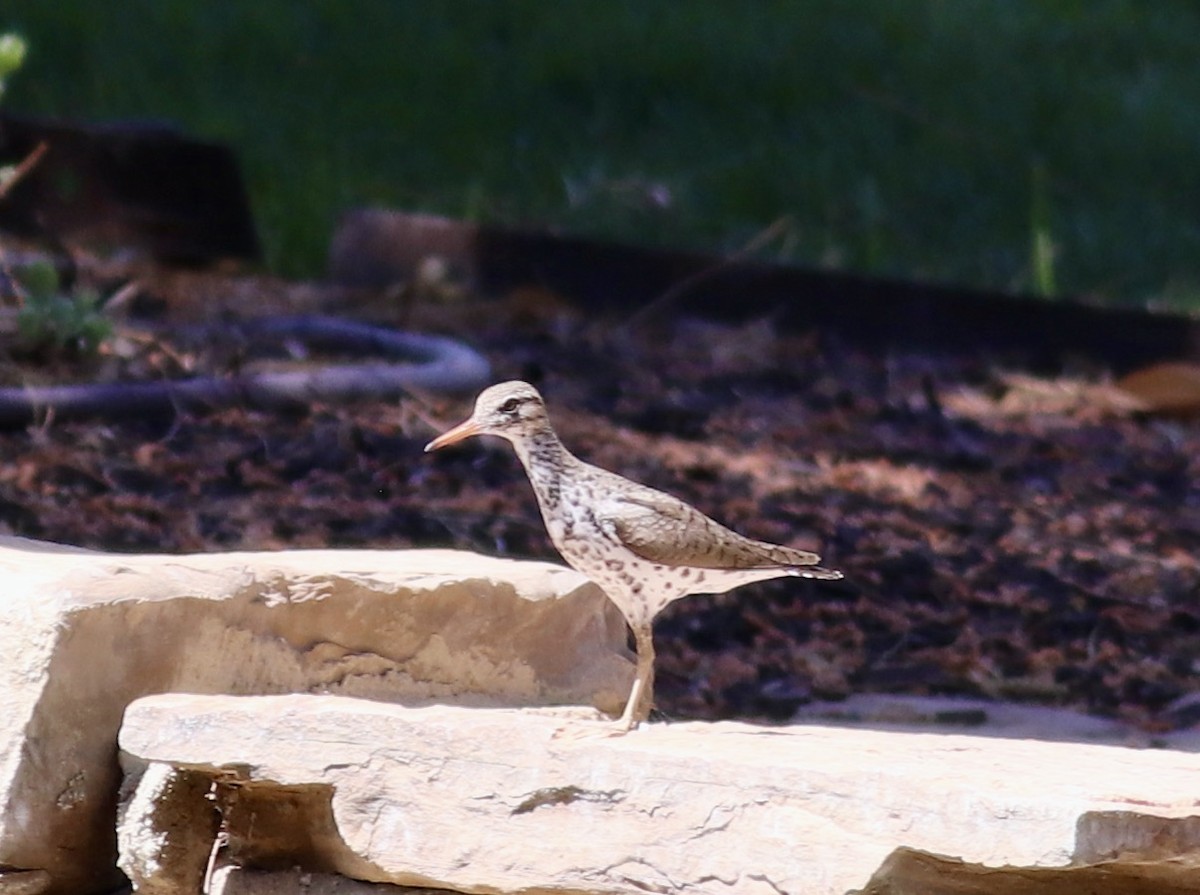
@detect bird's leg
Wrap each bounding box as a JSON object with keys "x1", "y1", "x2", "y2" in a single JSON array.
[
  {"x1": 615, "y1": 624, "x2": 655, "y2": 731},
  {"x1": 552, "y1": 624, "x2": 656, "y2": 743}
]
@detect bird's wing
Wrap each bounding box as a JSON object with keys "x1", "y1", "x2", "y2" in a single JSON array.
[{"x1": 601, "y1": 488, "x2": 824, "y2": 570}]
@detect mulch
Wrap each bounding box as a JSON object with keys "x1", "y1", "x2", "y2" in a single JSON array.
[{"x1": 2, "y1": 257, "x2": 1198, "y2": 734}]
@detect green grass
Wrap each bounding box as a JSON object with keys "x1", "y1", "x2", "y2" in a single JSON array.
[{"x1": 5, "y1": 1, "x2": 1200, "y2": 307}]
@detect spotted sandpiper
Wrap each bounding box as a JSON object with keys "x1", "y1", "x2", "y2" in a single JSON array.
[{"x1": 425, "y1": 380, "x2": 843, "y2": 733}]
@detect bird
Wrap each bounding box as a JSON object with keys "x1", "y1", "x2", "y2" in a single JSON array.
[{"x1": 425, "y1": 380, "x2": 842, "y2": 734}]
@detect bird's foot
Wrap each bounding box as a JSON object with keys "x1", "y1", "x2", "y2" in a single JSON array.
[{"x1": 550, "y1": 716, "x2": 640, "y2": 744}]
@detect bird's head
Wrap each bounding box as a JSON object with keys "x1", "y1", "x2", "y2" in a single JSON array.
[{"x1": 424, "y1": 380, "x2": 550, "y2": 451}]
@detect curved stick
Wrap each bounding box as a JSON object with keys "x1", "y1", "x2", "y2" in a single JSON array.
[{"x1": 0, "y1": 315, "x2": 490, "y2": 426}]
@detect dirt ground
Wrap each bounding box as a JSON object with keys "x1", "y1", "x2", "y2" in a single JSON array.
[{"x1": 2, "y1": 255, "x2": 1198, "y2": 736}]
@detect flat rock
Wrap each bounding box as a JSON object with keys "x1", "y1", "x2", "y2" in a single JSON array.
[
  {"x1": 119, "y1": 693, "x2": 1200, "y2": 895},
  {"x1": 0, "y1": 537, "x2": 630, "y2": 894}
]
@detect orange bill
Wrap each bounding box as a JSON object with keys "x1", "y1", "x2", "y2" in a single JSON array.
[{"x1": 424, "y1": 418, "x2": 482, "y2": 452}]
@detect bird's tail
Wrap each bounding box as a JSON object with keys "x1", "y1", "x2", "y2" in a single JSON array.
[{"x1": 788, "y1": 565, "x2": 843, "y2": 581}]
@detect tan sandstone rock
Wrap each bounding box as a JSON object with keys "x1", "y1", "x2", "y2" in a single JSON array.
[
  {"x1": 0, "y1": 537, "x2": 631, "y2": 894},
  {"x1": 118, "y1": 693, "x2": 1200, "y2": 895}
]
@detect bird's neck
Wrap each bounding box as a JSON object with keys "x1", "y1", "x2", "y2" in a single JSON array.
[{"x1": 511, "y1": 427, "x2": 576, "y2": 510}]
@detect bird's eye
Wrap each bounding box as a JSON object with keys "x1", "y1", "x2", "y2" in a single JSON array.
[{"x1": 499, "y1": 397, "x2": 521, "y2": 414}]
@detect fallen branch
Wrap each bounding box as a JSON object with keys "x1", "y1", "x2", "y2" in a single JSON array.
[
  {"x1": 0, "y1": 315, "x2": 490, "y2": 426},
  {"x1": 0, "y1": 139, "x2": 48, "y2": 201}
]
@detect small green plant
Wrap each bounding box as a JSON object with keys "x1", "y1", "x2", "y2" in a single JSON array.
[
  {"x1": 1, "y1": 34, "x2": 111, "y2": 360},
  {"x1": 13, "y1": 260, "x2": 113, "y2": 359},
  {"x1": 1029, "y1": 161, "x2": 1058, "y2": 299},
  {"x1": 0, "y1": 32, "x2": 28, "y2": 195},
  {"x1": 0, "y1": 32, "x2": 25, "y2": 100}
]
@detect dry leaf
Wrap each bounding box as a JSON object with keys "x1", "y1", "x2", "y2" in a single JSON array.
[
  {"x1": 943, "y1": 371, "x2": 1146, "y2": 420},
  {"x1": 1117, "y1": 362, "x2": 1200, "y2": 415}
]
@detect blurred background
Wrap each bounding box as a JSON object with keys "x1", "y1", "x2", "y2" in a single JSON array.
[
  {"x1": 1, "y1": 1, "x2": 1199, "y2": 742},
  {"x1": 5, "y1": 1, "x2": 1199, "y2": 305}
]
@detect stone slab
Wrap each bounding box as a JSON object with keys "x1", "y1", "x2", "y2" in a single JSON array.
[
  {"x1": 0, "y1": 538, "x2": 629, "y2": 894},
  {"x1": 120, "y1": 693, "x2": 1200, "y2": 895}
]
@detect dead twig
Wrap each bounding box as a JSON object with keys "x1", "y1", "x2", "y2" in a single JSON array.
[
  {"x1": 0, "y1": 140, "x2": 48, "y2": 201},
  {"x1": 624, "y1": 216, "x2": 794, "y2": 329}
]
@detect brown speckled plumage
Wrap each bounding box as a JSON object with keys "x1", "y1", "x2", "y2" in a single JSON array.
[{"x1": 426, "y1": 380, "x2": 842, "y2": 733}]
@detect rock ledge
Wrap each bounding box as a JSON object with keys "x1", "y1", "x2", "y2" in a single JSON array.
[
  {"x1": 0, "y1": 538, "x2": 630, "y2": 894},
  {"x1": 119, "y1": 693, "x2": 1200, "y2": 895}
]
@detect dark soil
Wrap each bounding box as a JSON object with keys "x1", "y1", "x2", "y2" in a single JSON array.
[{"x1": 2, "y1": 258, "x2": 1198, "y2": 733}]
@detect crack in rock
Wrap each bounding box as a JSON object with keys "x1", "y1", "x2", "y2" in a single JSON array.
[{"x1": 511, "y1": 784, "x2": 625, "y2": 816}]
